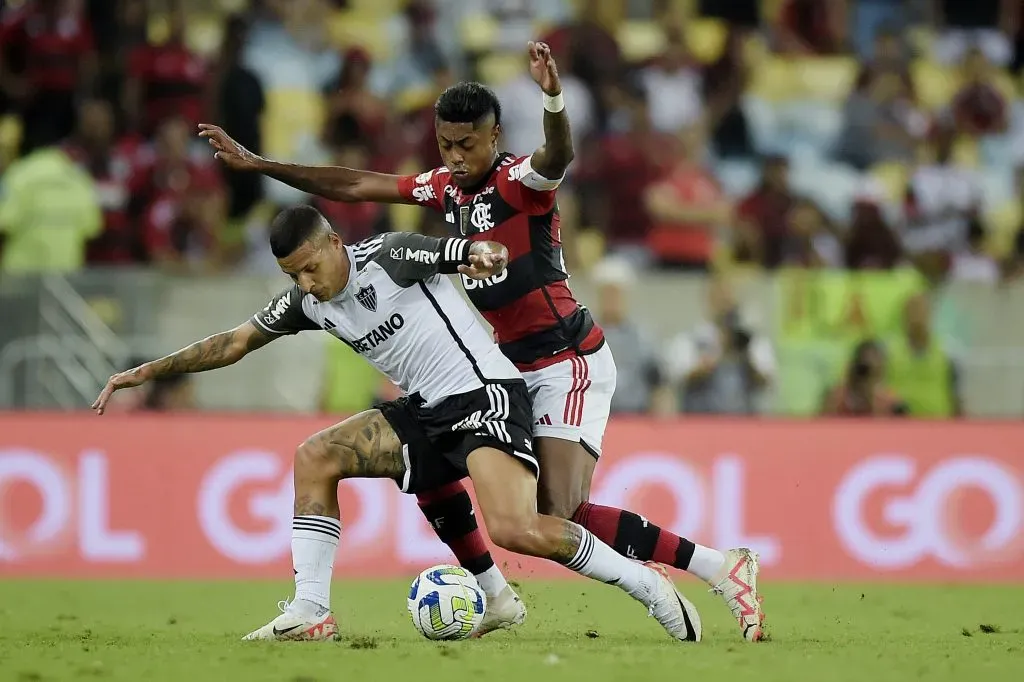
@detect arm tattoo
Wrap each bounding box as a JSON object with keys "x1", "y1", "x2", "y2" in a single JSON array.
[
  {"x1": 313, "y1": 411, "x2": 406, "y2": 481},
  {"x1": 531, "y1": 109, "x2": 574, "y2": 179},
  {"x1": 137, "y1": 326, "x2": 272, "y2": 380},
  {"x1": 550, "y1": 520, "x2": 584, "y2": 564}
]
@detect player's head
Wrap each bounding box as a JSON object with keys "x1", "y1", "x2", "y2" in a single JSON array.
[
  {"x1": 433, "y1": 81, "x2": 502, "y2": 189},
  {"x1": 269, "y1": 206, "x2": 347, "y2": 302}
]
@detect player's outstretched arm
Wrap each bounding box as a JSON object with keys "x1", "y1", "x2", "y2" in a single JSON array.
[
  {"x1": 525, "y1": 41, "x2": 574, "y2": 181},
  {"x1": 91, "y1": 321, "x2": 275, "y2": 414},
  {"x1": 197, "y1": 124, "x2": 412, "y2": 204}
]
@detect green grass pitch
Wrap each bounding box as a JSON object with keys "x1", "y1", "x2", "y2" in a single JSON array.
[{"x1": 0, "y1": 580, "x2": 1019, "y2": 682}]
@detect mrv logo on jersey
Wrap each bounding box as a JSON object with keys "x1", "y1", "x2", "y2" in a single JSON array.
[
  {"x1": 390, "y1": 247, "x2": 439, "y2": 264},
  {"x1": 350, "y1": 313, "x2": 405, "y2": 353}
]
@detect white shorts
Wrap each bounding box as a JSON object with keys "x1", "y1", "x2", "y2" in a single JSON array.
[{"x1": 521, "y1": 342, "x2": 617, "y2": 457}]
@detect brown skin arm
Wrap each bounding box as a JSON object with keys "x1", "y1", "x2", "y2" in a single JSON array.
[
  {"x1": 198, "y1": 124, "x2": 414, "y2": 204},
  {"x1": 525, "y1": 41, "x2": 574, "y2": 180},
  {"x1": 92, "y1": 321, "x2": 275, "y2": 414}
]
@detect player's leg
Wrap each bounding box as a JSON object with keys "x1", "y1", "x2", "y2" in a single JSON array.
[
  {"x1": 466, "y1": 445, "x2": 701, "y2": 642},
  {"x1": 244, "y1": 409, "x2": 406, "y2": 642},
  {"x1": 415, "y1": 481, "x2": 524, "y2": 636},
  {"x1": 531, "y1": 347, "x2": 764, "y2": 641}
]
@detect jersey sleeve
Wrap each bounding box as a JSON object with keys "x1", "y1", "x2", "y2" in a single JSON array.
[
  {"x1": 497, "y1": 154, "x2": 562, "y2": 216},
  {"x1": 250, "y1": 285, "x2": 320, "y2": 336},
  {"x1": 376, "y1": 232, "x2": 471, "y2": 285},
  {"x1": 396, "y1": 167, "x2": 448, "y2": 212}
]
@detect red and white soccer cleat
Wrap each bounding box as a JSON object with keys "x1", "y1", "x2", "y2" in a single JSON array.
[
  {"x1": 708, "y1": 548, "x2": 765, "y2": 642},
  {"x1": 242, "y1": 598, "x2": 340, "y2": 642}
]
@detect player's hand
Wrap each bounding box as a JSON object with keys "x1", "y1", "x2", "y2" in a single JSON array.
[
  {"x1": 92, "y1": 367, "x2": 149, "y2": 415},
  {"x1": 527, "y1": 41, "x2": 561, "y2": 96},
  {"x1": 459, "y1": 243, "x2": 508, "y2": 280},
  {"x1": 198, "y1": 124, "x2": 262, "y2": 172}
]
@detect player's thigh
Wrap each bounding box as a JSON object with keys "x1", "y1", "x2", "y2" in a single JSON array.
[
  {"x1": 298, "y1": 408, "x2": 406, "y2": 481},
  {"x1": 534, "y1": 437, "x2": 595, "y2": 518},
  {"x1": 465, "y1": 446, "x2": 539, "y2": 547}
]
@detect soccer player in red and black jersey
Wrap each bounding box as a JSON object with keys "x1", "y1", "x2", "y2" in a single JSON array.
[{"x1": 199, "y1": 41, "x2": 764, "y2": 642}]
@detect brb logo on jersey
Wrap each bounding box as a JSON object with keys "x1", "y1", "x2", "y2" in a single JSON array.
[{"x1": 412, "y1": 184, "x2": 436, "y2": 203}]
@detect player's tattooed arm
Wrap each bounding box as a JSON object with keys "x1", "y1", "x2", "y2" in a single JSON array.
[
  {"x1": 525, "y1": 41, "x2": 573, "y2": 180},
  {"x1": 91, "y1": 322, "x2": 275, "y2": 414},
  {"x1": 197, "y1": 124, "x2": 411, "y2": 204},
  {"x1": 550, "y1": 520, "x2": 585, "y2": 564}
]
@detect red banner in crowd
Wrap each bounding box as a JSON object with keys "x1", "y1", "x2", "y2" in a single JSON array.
[{"x1": 1, "y1": 413, "x2": 1022, "y2": 582}]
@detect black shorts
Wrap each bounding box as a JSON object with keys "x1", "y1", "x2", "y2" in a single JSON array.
[{"x1": 375, "y1": 380, "x2": 538, "y2": 494}]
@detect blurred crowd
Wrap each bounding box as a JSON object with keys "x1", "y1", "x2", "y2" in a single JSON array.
[{"x1": 1, "y1": 0, "x2": 1019, "y2": 418}]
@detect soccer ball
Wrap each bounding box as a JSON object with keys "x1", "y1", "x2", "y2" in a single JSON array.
[{"x1": 407, "y1": 564, "x2": 487, "y2": 640}]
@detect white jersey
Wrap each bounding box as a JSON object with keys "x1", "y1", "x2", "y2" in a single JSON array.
[{"x1": 251, "y1": 232, "x2": 521, "y2": 405}]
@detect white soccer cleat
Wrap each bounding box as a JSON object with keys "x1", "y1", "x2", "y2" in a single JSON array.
[
  {"x1": 242, "y1": 598, "x2": 340, "y2": 642},
  {"x1": 643, "y1": 562, "x2": 702, "y2": 642},
  {"x1": 471, "y1": 585, "x2": 527, "y2": 637},
  {"x1": 709, "y1": 548, "x2": 765, "y2": 642}
]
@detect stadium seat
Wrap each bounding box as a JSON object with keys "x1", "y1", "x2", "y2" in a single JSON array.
[
  {"x1": 615, "y1": 21, "x2": 666, "y2": 64},
  {"x1": 986, "y1": 200, "x2": 1022, "y2": 258},
  {"x1": 477, "y1": 52, "x2": 525, "y2": 88},
  {"x1": 790, "y1": 160, "x2": 864, "y2": 222},
  {"x1": 790, "y1": 57, "x2": 859, "y2": 103},
  {"x1": 459, "y1": 14, "x2": 500, "y2": 53},
  {"x1": 911, "y1": 60, "x2": 957, "y2": 111},
  {"x1": 262, "y1": 89, "x2": 326, "y2": 160},
  {"x1": 748, "y1": 56, "x2": 798, "y2": 102},
  {"x1": 685, "y1": 18, "x2": 726, "y2": 64},
  {"x1": 780, "y1": 100, "x2": 844, "y2": 152},
  {"x1": 328, "y1": 11, "x2": 390, "y2": 61},
  {"x1": 0, "y1": 115, "x2": 22, "y2": 167},
  {"x1": 868, "y1": 161, "x2": 910, "y2": 204}
]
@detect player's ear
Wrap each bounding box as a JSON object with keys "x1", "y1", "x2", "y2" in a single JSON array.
[{"x1": 491, "y1": 124, "x2": 501, "y2": 149}]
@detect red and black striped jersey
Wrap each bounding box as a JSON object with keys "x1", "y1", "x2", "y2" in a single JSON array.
[{"x1": 398, "y1": 152, "x2": 604, "y2": 371}]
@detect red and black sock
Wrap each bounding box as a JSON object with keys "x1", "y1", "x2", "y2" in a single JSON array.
[
  {"x1": 416, "y1": 481, "x2": 494, "y2": 575},
  {"x1": 572, "y1": 502, "x2": 696, "y2": 571}
]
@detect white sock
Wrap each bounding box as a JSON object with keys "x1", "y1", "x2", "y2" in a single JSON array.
[
  {"x1": 687, "y1": 544, "x2": 726, "y2": 583},
  {"x1": 474, "y1": 564, "x2": 509, "y2": 600},
  {"x1": 563, "y1": 524, "x2": 657, "y2": 604},
  {"x1": 291, "y1": 515, "x2": 340, "y2": 610}
]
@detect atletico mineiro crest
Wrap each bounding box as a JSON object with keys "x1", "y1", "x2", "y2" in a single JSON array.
[{"x1": 355, "y1": 285, "x2": 377, "y2": 312}]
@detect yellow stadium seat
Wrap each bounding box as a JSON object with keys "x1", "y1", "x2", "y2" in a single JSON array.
[
  {"x1": 394, "y1": 86, "x2": 435, "y2": 115},
  {"x1": 952, "y1": 135, "x2": 979, "y2": 168},
  {"x1": 477, "y1": 52, "x2": 525, "y2": 88},
  {"x1": 906, "y1": 27, "x2": 935, "y2": 60},
  {"x1": 185, "y1": 14, "x2": 224, "y2": 58},
  {"x1": 791, "y1": 56, "x2": 859, "y2": 102},
  {"x1": 615, "y1": 20, "x2": 666, "y2": 63},
  {"x1": 911, "y1": 60, "x2": 957, "y2": 111},
  {"x1": 685, "y1": 18, "x2": 726, "y2": 64},
  {"x1": 986, "y1": 201, "x2": 1022, "y2": 258},
  {"x1": 328, "y1": 11, "x2": 390, "y2": 62},
  {"x1": 0, "y1": 115, "x2": 22, "y2": 154},
  {"x1": 869, "y1": 161, "x2": 910, "y2": 204},
  {"x1": 347, "y1": 0, "x2": 402, "y2": 15},
  {"x1": 990, "y1": 70, "x2": 1017, "y2": 103},
  {"x1": 262, "y1": 89, "x2": 326, "y2": 160},
  {"x1": 749, "y1": 56, "x2": 797, "y2": 101},
  {"x1": 574, "y1": 228, "x2": 606, "y2": 272},
  {"x1": 459, "y1": 14, "x2": 500, "y2": 53}
]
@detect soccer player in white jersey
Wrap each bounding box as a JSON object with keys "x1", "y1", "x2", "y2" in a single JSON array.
[
  {"x1": 198, "y1": 41, "x2": 763, "y2": 642},
  {"x1": 92, "y1": 205, "x2": 702, "y2": 643}
]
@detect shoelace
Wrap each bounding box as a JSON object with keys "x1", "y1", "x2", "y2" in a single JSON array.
[{"x1": 276, "y1": 598, "x2": 292, "y2": 614}]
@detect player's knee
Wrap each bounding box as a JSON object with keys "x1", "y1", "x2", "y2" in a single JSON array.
[
  {"x1": 486, "y1": 513, "x2": 542, "y2": 555},
  {"x1": 294, "y1": 437, "x2": 344, "y2": 482}
]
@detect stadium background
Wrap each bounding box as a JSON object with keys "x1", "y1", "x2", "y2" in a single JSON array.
[{"x1": 0, "y1": 0, "x2": 1022, "y2": 588}]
